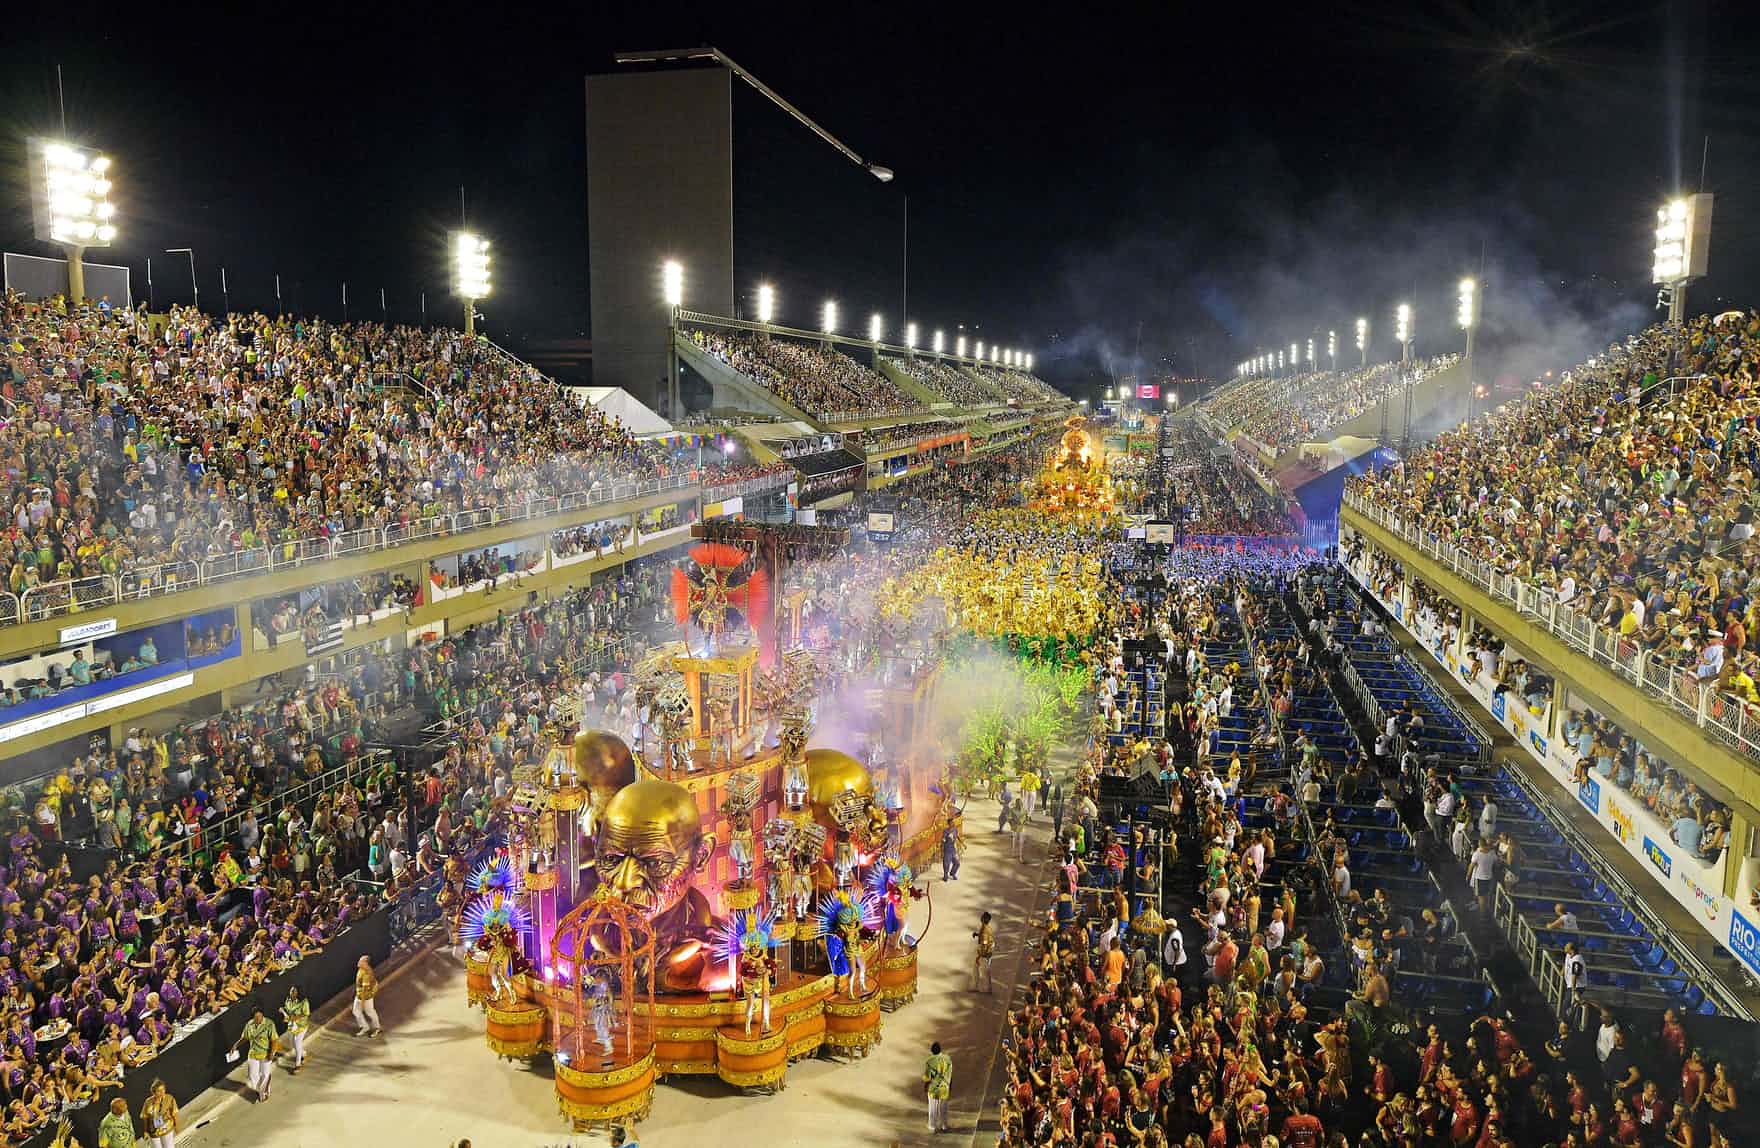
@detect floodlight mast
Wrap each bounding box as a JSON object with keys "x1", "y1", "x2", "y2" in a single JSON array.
[{"x1": 36, "y1": 141, "x2": 118, "y2": 306}]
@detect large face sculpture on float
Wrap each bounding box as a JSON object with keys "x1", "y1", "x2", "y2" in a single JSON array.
[
  {"x1": 802, "y1": 748, "x2": 875, "y2": 835},
  {"x1": 593, "y1": 778, "x2": 719, "y2": 990}
]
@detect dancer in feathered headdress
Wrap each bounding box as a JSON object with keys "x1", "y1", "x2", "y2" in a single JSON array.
[
  {"x1": 816, "y1": 890, "x2": 877, "y2": 997},
  {"x1": 461, "y1": 855, "x2": 533, "y2": 1004},
  {"x1": 717, "y1": 910, "x2": 779, "y2": 1035},
  {"x1": 865, "y1": 855, "x2": 922, "y2": 957}
]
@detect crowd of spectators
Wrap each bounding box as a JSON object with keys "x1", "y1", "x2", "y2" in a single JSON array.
[
  {"x1": 688, "y1": 329, "x2": 923, "y2": 418},
  {"x1": 0, "y1": 544, "x2": 682, "y2": 1138},
  {"x1": 1210, "y1": 355, "x2": 1460, "y2": 454},
  {"x1": 701, "y1": 460, "x2": 792, "y2": 489},
  {"x1": 252, "y1": 574, "x2": 415, "y2": 646},
  {"x1": 1347, "y1": 313, "x2": 1760, "y2": 726},
  {"x1": 1159, "y1": 427, "x2": 1294, "y2": 536},
  {"x1": 977, "y1": 367, "x2": 1064, "y2": 406},
  {"x1": 997, "y1": 553, "x2": 1743, "y2": 1148},
  {"x1": 1344, "y1": 539, "x2": 1734, "y2": 874},
  {"x1": 0, "y1": 290, "x2": 695, "y2": 616},
  {"x1": 859, "y1": 419, "x2": 957, "y2": 454},
  {"x1": 886, "y1": 356, "x2": 1002, "y2": 407}
]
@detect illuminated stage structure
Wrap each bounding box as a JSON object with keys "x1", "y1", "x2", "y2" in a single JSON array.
[{"x1": 460, "y1": 546, "x2": 952, "y2": 1132}]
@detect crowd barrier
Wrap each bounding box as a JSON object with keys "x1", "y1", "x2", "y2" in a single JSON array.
[
  {"x1": 1343, "y1": 490, "x2": 1760, "y2": 761},
  {"x1": 6, "y1": 473, "x2": 700, "y2": 628}
]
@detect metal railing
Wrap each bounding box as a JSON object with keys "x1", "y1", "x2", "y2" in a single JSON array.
[
  {"x1": 7, "y1": 472, "x2": 699, "y2": 628},
  {"x1": 1343, "y1": 490, "x2": 1760, "y2": 761}
]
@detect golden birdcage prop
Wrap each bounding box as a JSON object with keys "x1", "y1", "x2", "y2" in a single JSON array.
[{"x1": 551, "y1": 888, "x2": 657, "y2": 1062}]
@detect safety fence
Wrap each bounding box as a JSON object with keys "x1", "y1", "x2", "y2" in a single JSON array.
[
  {"x1": 5, "y1": 472, "x2": 699, "y2": 628},
  {"x1": 1343, "y1": 490, "x2": 1760, "y2": 761}
]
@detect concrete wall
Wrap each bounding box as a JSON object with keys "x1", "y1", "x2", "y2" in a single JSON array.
[{"x1": 587, "y1": 67, "x2": 734, "y2": 406}]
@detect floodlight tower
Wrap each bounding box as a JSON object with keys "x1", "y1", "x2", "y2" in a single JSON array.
[
  {"x1": 1289, "y1": 342, "x2": 1298, "y2": 377},
  {"x1": 756, "y1": 283, "x2": 775, "y2": 325},
  {"x1": 1457, "y1": 277, "x2": 1479, "y2": 389},
  {"x1": 30, "y1": 140, "x2": 118, "y2": 306},
  {"x1": 1355, "y1": 317, "x2": 1368, "y2": 370},
  {"x1": 932, "y1": 329, "x2": 944, "y2": 356},
  {"x1": 661, "y1": 259, "x2": 683, "y2": 418},
  {"x1": 1652, "y1": 194, "x2": 1713, "y2": 323},
  {"x1": 955, "y1": 334, "x2": 966, "y2": 359},
  {"x1": 1327, "y1": 330, "x2": 1337, "y2": 373},
  {"x1": 453, "y1": 233, "x2": 491, "y2": 337},
  {"x1": 1394, "y1": 304, "x2": 1412, "y2": 365},
  {"x1": 821, "y1": 299, "x2": 838, "y2": 338},
  {"x1": 905, "y1": 322, "x2": 918, "y2": 355}
]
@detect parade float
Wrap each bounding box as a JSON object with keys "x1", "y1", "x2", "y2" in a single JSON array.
[{"x1": 455, "y1": 540, "x2": 952, "y2": 1133}]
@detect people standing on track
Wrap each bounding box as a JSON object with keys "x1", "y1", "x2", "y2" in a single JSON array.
[
  {"x1": 923, "y1": 1041, "x2": 953, "y2": 1134},
  {"x1": 353, "y1": 955, "x2": 383, "y2": 1036},
  {"x1": 972, "y1": 911, "x2": 996, "y2": 992},
  {"x1": 141, "y1": 1079, "x2": 181, "y2": 1148},
  {"x1": 232, "y1": 1005, "x2": 281, "y2": 1103},
  {"x1": 282, "y1": 985, "x2": 311, "y2": 1071},
  {"x1": 97, "y1": 1097, "x2": 136, "y2": 1148},
  {"x1": 941, "y1": 815, "x2": 962, "y2": 881}
]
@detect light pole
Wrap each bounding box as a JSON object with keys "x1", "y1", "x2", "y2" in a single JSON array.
[
  {"x1": 1457, "y1": 277, "x2": 1478, "y2": 389},
  {"x1": 662, "y1": 259, "x2": 684, "y2": 419},
  {"x1": 32, "y1": 142, "x2": 117, "y2": 306},
  {"x1": 1355, "y1": 317, "x2": 1368, "y2": 370},
  {"x1": 933, "y1": 329, "x2": 945, "y2": 357},
  {"x1": 1327, "y1": 330, "x2": 1337, "y2": 373},
  {"x1": 166, "y1": 248, "x2": 198, "y2": 311},
  {"x1": 452, "y1": 232, "x2": 490, "y2": 336},
  {"x1": 1394, "y1": 304, "x2": 1411, "y2": 365},
  {"x1": 1653, "y1": 194, "x2": 1713, "y2": 323}
]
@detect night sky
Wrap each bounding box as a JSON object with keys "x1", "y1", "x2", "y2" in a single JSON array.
[{"x1": 3, "y1": 1, "x2": 1756, "y2": 398}]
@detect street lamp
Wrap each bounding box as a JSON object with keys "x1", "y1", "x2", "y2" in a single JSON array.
[
  {"x1": 1394, "y1": 303, "x2": 1411, "y2": 363},
  {"x1": 452, "y1": 233, "x2": 491, "y2": 336},
  {"x1": 756, "y1": 282, "x2": 775, "y2": 325},
  {"x1": 1355, "y1": 317, "x2": 1369, "y2": 369},
  {"x1": 821, "y1": 300, "x2": 839, "y2": 335},
  {"x1": 1653, "y1": 193, "x2": 1714, "y2": 322},
  {"x1": 31, "y1": 140, "x2": 117, "y2": 306},
  {"x1": 660, "y1": 258, "x2": 684, "y2": 419}
]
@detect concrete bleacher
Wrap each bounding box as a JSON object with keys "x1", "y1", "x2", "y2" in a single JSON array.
[{"x1": 1319, "y1": 574, "x2": 1736, "y2": 1020}]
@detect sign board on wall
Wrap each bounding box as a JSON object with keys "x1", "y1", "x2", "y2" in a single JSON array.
[{"x1": 59, "y1": 619, "x2": 118, "y2": 645}]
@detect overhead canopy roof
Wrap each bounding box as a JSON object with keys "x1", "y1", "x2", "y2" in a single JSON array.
[
  {"x1": 787, "y1": 448, "x2": 865, "y2": 477},
  {"x1": 574, "y1": 385, "x2": 672, "y2": 437}
]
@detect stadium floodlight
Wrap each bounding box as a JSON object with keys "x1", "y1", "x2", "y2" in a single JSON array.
[
  {"x1": 905, "y1": 322, "x2": 918, "y2": 350},
  {"x1": 31, "y1": 139, "x2": 117, "y2": 305},
  {"x1": 1277, "y1": 350, "x2": 1284, "y2": 369},
  {"x1": 1289, "y1": 343, "x2": 1297, "y2": 375},
  {"x1": 756, "y1": 282, "x2": 775, "y2": 324},
  {"x1": 1306, "y1": 338, "x2": 1315, "y2": 365},
  {"x1": 821, "y1": 300, "x2": 839, "y2": 334},
  {"x1": 1355, "y1": 317, "x2": 1369, "y2": 368},
  {"x1": 955, "y1": 334, "x2": 967, "y2": 358},
  {"x1": 1653, "y1": 193, "x2": 1713, "y2": 321},
  {"x1": 1394, "y1": 303, "x2": 1411, "y2": 362},
  {"x1": 1025, "y1": 353, "x2": 1033, "y2": 372},
  {"x1": 991, "y1": 345, "x2": 1001, "y2": 364},
  {"x1": 975, "y1": 340, "x2": 986, "y2": 363},
  {"x1": 1327, "y1": 330, "x2": 1337, "y2": 370},
  {"x1": 933, "y1": 329, "x2": 945, "y2": 355},
  {"x1": 452, "y1": 233, "x2": 492, "y2": 336},
  {"x1": 869, "y1": 313, "x2": 883, "y2": 344},
  {"x1": 1456, "y1": 278, "x2": 1477, "y2": 330},
  {"x1": 662, "y1": 259, "x2": 684, "y2": 309}
]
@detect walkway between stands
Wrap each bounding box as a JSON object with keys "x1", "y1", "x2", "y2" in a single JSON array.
[{"x1": 1368, "y1": 600, "x2": 1760, "y2": 1020}]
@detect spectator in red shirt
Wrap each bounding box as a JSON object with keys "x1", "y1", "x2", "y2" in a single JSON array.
[{"x1": 1281, "y1": 1102, "x2": 1324, "y2": 1148}]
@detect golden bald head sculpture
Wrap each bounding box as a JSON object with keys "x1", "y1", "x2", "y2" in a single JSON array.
[
  {"x1": 804, "y1": 747, "x2": 875, "y2": 835},
  {"x1": 594, "y1": 778, "x2": 714, "y2": 917},
  {"x1": 572, "y1": 729, "x2": 637, "y2": 808}
]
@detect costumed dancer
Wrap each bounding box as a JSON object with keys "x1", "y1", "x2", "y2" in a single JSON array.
[
  {"x1": 728, "y1": 807, "x2": 756, "y2": 886},
  {"x1": 739, "y1": 931, "x2": 775, "y2": 1035},
  {"x1": 586, "y1": 971, "x2": 615, "y2": 1055},
  {"x1": 353, "y1": 955, "x2": 383, "y2": 1037},
  {"x1": 821, "y1": 893, "x2": 870, "y2": 997},
  {"x1": 280, "y1": 985, "x2": 310, "y2": 1072}
]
